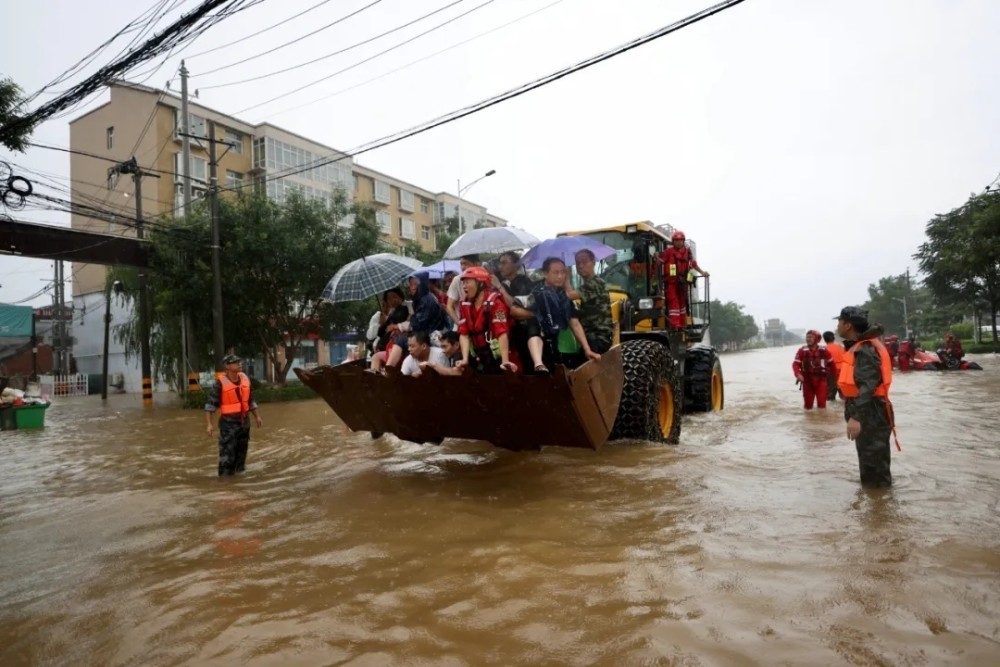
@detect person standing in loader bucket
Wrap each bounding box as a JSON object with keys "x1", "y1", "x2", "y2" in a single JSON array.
[
  {"x1": 657, "y1": 230, "x2": 709, "y2": 329},
  {"x1": 456, "y1": 266, "x2": 519, "y2": 374},
  {"x1": 836, "y1": 306, "x2": 900, "y2": 488}
]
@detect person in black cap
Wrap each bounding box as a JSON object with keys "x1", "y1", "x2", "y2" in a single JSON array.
[
  {"x1": 205, "y1": 354, "x2": 263, "y2": 476},
  {"x1": 835, "y1": 307, "x2": 896, "y2": 488}
]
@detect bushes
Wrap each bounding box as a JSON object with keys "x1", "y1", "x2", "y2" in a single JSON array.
[
  {"x1": 946, "y1": 322, "x2": 975, "y2": 340},
  {"x1": 918, "y1": 339, "x2": 998, "y2": 355},
  {"x1": 182, "y1": 382, "x2": 318, "y2": 409}
]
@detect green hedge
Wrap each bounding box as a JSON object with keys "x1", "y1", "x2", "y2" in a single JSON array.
[{"x1": 182, "y1": 382, "x2": 319, "y2": 409}]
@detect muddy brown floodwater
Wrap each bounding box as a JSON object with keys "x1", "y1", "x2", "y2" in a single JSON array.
[{"x1": 2, "y1": 347, "x2": 999, "y2": 666}]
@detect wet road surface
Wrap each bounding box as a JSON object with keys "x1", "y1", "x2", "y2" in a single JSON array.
[{"x1": 2, "y1": 346, "x2": 999, "y2": 665}]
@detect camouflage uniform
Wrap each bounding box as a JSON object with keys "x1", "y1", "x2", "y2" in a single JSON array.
[
  {"x1": 205, "y1": 378, "x2": 257, "y2": 476},
  {"x1": 577, "y1": 275, "x2": 613, "y2": 353},
  {"x1": 843, "y1": 337, "x2": 892, "y2": 487}
]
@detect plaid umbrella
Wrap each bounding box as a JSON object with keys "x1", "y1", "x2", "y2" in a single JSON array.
[
  {"x1": 443, "y1": 226, "x2": 540, "y2": 259},
  {"x1": 321, "y1": 253, "x2": 423, "y2": 304}
]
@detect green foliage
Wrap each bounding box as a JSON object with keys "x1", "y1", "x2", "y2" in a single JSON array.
[
  {"x1": 946, "y1": 322, "x2": 975, "y2": 340},
  {"x1": 111, "y1": 191, "x2": 382, "y2": 386},
  {"x1": 914, "y1": 191, "x2": 1000, "y2": 341},
  {"x1": 708, "y1": 300, "x2": 759, "y2": 348},
  {"x1": 0, "y1": 77, "x2": 31, "y2": 152},
  {"x1": 182, "y1": 382, "x2": 319, "y2": 409}
]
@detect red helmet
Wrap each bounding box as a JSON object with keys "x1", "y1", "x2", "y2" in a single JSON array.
[
  {"x1": 672, "y1": 231, "x2": 686, "y2": 242},
  {"x1": 460, "y1": 266, "x2": 491, "y2": 284}
]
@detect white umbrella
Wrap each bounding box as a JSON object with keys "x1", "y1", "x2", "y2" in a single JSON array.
[
  {"x1": 321, "y1": 253, "x2": 423, "y2": 304},
  {"x1": 443, "y1": 226, "x2": 540, "y2": 259}
]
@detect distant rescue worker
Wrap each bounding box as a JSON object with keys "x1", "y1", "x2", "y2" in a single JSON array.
[
  {"x1": 793, "y1": 330, "x2": 835, "y2": 409},
  {"x1": 657, "y1": 231, "x2": 708, "y2": 329},
  {"x1": 205, "y1": 354, "x2": 263, "y2": 477},
  {"x1": 457, "y1": 266, "x2": 519, "y2": 374},
  {"x1": 897, "y1": 336, "x2": 914, "y2": 371},
  {"x1": 939, "y1": 332, "x2": 964, "y2": 368},
  {"x1": 568, "y1": 248, "x2": 614, "y2": 353},
  {"x1": 822, "y1": 331, "x2": 845, "y2": 402},
  {"x1": 836, "y1": 306, "x2": 897, "y2": 488}
]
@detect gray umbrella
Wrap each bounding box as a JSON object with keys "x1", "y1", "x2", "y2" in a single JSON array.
[
  {"x1": 443, "y1": 226, "x2": 541, "y2": 259},
  {"x1": 321, "y1": 253, "x2": 423, "y2": 304}
]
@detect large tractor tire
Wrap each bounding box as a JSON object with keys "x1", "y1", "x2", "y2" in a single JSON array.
[
  {"x1": 610, "y1": 339, "x2": 683, "y2": 444},
  {"x1": 684, "y1": 345, "x2": 725, "y2": 413}
]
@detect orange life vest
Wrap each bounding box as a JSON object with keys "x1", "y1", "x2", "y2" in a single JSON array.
[
  {"x1": 219, "y1": 372, "x2": 251, "y2": 417},
  {"x1": 838, "y1": 339, "x2": 892, "y2": 399},
  {"x1": 826, "y1": 341, "x2": 845, "y2": 366}
]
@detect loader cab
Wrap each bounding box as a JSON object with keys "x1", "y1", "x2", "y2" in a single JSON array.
[{"x1": 560, "y1": 222, "x2": 711, "y2": 345}]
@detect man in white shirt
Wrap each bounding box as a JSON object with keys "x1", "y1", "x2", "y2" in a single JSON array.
[
  {"x1": 400, "y1": 330, "x2": 447, "y2": 377},
  {"x1": 446, "y1": 254, "x2": 482, "y2": 326}
]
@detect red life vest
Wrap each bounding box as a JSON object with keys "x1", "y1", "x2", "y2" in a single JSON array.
[
  {"x1": 219, "y1": 372, "x2": 251, "y2": 418},
  {"x1": 661, "y1": 247, "x2": 697, "y2": 283},
  {"x1": 794, "y1": 345, "x2": 832, "y2": 376},
  {"x1": 459, "y1": 290, "x2": 507, "y2": 354}
]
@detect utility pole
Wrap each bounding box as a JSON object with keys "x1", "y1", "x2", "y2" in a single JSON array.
[
  {"x1": 52, "y1": 261, "x2": 61, "y2": 373},
  {"x1": 179, "y1": 60, "x2": 196, "y2": 393},
  {"x1": 111, "y1": 157, "x2": 160, "y2": 406},
  {"x1": 179, "y1": 119, "x2": 232, "y2": 371},
  {"x1": 208, "y1": 120, "x2": 225, "y2": 371},
  {"x1": 101, "y1": 280, "x2": 120, "y2": 401}
]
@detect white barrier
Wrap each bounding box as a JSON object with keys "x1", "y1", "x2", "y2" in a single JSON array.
[{"x1": 39, "y1": 374, "x2": 90, "y2": 397}]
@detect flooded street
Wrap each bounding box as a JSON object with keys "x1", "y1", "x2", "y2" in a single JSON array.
[{"x1": 2, "y1": 346, "x2": 999, "y2": 666}]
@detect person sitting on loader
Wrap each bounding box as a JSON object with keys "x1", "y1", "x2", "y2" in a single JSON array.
[
  {"x1": 492, "y1": 251, "x2": 539, "y2": 368},
  {"x1": 567, "y1": 248, "x2": 614, "y2": 354},
  {"x1": 371, "y1": 288, "x2": 409, "y2": 372},
  {"x1": 456, "y1": 266, "x2": 519, "y2": 374},
  {"x1": 401, "y1": 331, "x2": 447, "y2": 378},
  {"x1": 511, "y1": 257, "x2": 601, "y2": 373},
  {"x1": 420, "y1": 331, "x2": 463, "y2": 376},
  {"x1": 385, "y1": 272, "x2": 450, "y2": 369}
]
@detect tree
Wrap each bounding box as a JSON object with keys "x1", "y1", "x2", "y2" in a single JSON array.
[
  {"x1": 708, "y1": 300, "x2": 759, "y2": 349},
  {"x1": 914, "y1": 191, "x2": 1000, "y2": 342},
  {"x1": 0, "y1": 78, "x2": 32, "y2": 152},
  {"x1": 112, "y1": 191, "x2": 383, "y2": 386}
]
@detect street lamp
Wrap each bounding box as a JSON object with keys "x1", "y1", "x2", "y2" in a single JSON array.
[
  {"x1": 456, "y1": 169, "x2": 496, "y2": 234},
  {"x1": 893, "y1": 296, "x2": 909, "y2": 338}
]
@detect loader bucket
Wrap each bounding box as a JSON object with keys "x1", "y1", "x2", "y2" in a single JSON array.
[{"x1": 293, "y1": 346, "x2": 624, "y2": 451}]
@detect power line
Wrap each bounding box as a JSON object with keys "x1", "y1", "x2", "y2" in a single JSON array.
[
  {"x1": 185, "y1": 0, "x2": 338, "y2": 59},
  {"x1": 153, "y1": 0, "x2": 748, "y2": 220},
  {"x1": 26, "y1": 142, "x2": 176, "y2": 178},
  {"x1": 266, "y1": 0, "x2": 566, "y2": 119},
  {"x1": 230, "y1": 0, "x2": 497, "y2": 114},
  {"x1": 198, "y1": 0, "x2": 462, "y2": 88},
  {"x1": 0, "y1": 0, "x2": 261, "y2": 143},
  {"x1": 259, "y1": 0, "x2": 750, "y2": 186}
]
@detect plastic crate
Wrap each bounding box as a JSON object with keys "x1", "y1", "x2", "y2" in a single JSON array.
[{"x1": 14, "y1": 403, "x2": 49, "y2": 429}]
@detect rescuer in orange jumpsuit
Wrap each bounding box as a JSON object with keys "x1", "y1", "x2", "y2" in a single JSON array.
[{"x1": 793, "y1": 330, "x2": 835, "y2": 409}]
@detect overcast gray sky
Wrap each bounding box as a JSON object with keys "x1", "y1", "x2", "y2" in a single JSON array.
[{"x1": 2, "y1": 0, "x2": 999, "y2": 331}]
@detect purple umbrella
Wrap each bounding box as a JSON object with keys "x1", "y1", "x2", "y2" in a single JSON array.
[{"x1": 520, "y1": 236, "x2": 617, "y2": 270}]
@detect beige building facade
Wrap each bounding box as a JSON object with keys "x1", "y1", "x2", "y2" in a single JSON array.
[{"x1": 67, "y1": 82, "x2": 506, "y2": 385}]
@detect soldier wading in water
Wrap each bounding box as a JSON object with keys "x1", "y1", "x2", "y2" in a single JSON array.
[
  {"x1": 836, "y1": 307, "x2": 900, "y2": 488},
  {"x1": 205, "y1": 354, "x2": 263, "y2": 476}
]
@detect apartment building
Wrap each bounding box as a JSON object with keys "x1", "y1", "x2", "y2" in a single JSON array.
[{"x1": 67, "y1": 81, "x2": 506, "y2": 388}]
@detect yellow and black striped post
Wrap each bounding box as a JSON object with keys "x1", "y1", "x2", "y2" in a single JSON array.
[
  {"x1": 187, "y1": 372, "x2": 201, "y2": 393},
  {"x1": 142, "y1": 377, "x2": 153, "y2": 407}
]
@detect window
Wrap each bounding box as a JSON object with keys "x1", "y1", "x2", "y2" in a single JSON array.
[
  {"x1": 173, "y1": 183, "x2": 207, "y2": 211},
  {"x1": 376, "y1": 210, "x2": 392, "y2": 234},
  {"x1": 173, "y1": 153, "x2": 208, "y2": 183},
  {"x1": 174, "y1": 110, "x2": 207, "y2": 138},
  {"x1": 400, "y1": 217, "x2": 415, "y2": 240},
  {"x1": 399, "y1": 189, "x2": 414, "y2": 212},
  {"x1": 420, "y1": 225, "x2": 430, "y2": 241},
  {"x1": 224, "y1": 129, "x2": 243, "y2": 154},
  {"x1": 226, "y1": 170, "x2": 244, "y2": 190},
  {"x1": 420, "y1": 199, "x2": 429, "y2": 214},
  {"x1": 374, "y1": 180, "x2": 390, "y2": 204},
  {"x1": 106, "y1": 126, "x2": 114, "y2": 150}
]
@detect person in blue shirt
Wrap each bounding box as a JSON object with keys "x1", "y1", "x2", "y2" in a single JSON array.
[{"x1": 511, "y1": 257, "x2": 601, "y2": 373}]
